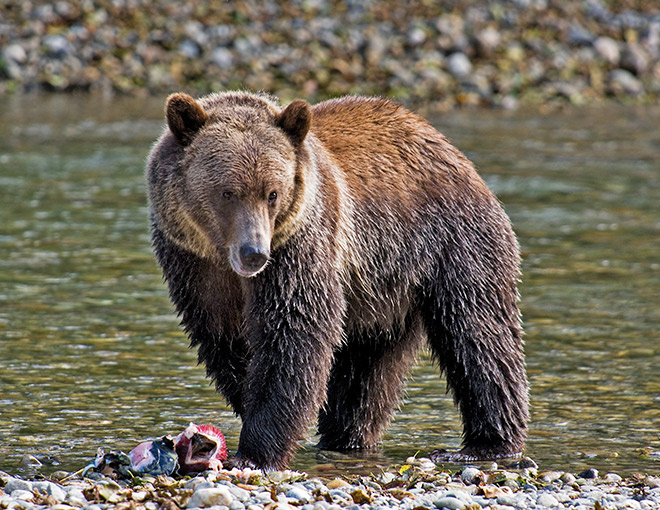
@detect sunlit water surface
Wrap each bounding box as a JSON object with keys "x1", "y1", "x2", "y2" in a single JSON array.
[{"x1": 1, "y1": 95, "x2": 658, "y2": 477}]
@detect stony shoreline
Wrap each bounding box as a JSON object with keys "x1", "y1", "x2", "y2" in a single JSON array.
[
  {"x1": 2, "y1": 457, "x2": 660, "y2": 510},
  {"x1": 1, "y1": 0, "x2": 659, "y2": 109}
]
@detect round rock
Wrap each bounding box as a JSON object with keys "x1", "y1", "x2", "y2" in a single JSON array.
[
  {"x1": 578, "y1": 468, "x2": 599, "y2": 479},
  {"x1": 593, "y1": 36, "x2": 620, "y2": 65},
  {"x1": 460, "y1": 467, "x2": 483, "y2": 485},
  {"x1": 3, "y1": 44, "x2": 27, "y2": 64},
  {"x1": 13, "y1": 490, "x2": 36, "y2": 501},
  {"x1": 620, "y1": 44, "x2": 649, "y2": 75},
  {"x1": 210, "y1": 47, "x2": 234, "y2": 69},
  {"x1": 5, "y1": 478, "x2": 33, "y2": 494},
  {"x1": 286, "y1": 487, "x2": 313, "y2": 504},
  {"x1": 434, "y1": 496, "x2": 466, "y2": 509},
  {"x1": 32, "y1": 481, "x2": 67, "y2": 503},
  {"x1": 226, "y1": 484, "x2": 251, "y2": 502},
  {"x1": 447, "y1": 52, "x2": 472, "y2": 78},
  {"x1": 186, "y1": 487, "x2": 234, "y2": 508},
  {"x1": 603, "y1": 473, "x2": 622, "y2": 483},
  {"x1": 560, "y1": 472, "x2": 576, "y2": 484},
  {"x1": 537, "y1": 493, "x2": 559, "y2": 507}
]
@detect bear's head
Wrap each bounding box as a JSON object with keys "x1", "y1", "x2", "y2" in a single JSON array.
[{"x1": 150, "y1": 92, "x2": 312, "y2": 277}]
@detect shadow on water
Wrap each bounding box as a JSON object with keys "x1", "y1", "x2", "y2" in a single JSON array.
[{"x1": 0, "y1": 94, "x2": 658, "y2": 477}]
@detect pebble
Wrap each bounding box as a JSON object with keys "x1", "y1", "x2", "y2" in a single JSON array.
[
  {"x1": 578, "y1": 468, "x2": 599, "y2": 479},
  {"x1": 3, "y1": 44, "x2": 28, "y2": 64},
  {"x1": 326, "y1": 479, "x2": 350, "y2": 489},
  {"x1": 646, "y1": 476, "x2": 660, "y2": 489},
  {"x1": 209, "y1": 48, "x2": 234, "y2": 70},
  {"x1": 459, "y1": 467, "x2": 482, "y2": 485},
  {"x1": 11, "y1": 490, "x2": 35, "y2": 501},
  {"x1": 32, "y1": 481, "x2": 67, "y2": 503},
  {"x1": 593, "y1": 36, "x2": 620, "y2": 65},
  {"x1": 447, "y1": 52, "x2": 473, "y2": 79},
  {"x1": 536, "y1": 492, "x2": 559, "y2": 507},
  {"x1": 604, "y1": 473, "x2": 623, "y2": 483},
  {"x1": 285, "y1": 487, "x2": 313, "y2": 504},
  {"x1": 434, "y1": 496, "x2": 465, "y2": 509},
  {"x1": 64, "y1": 489, "x2": 87, "y2": 507},
  {"x1": 5, "y1": 479, "x2": 33, "y2": 494},
  {"x1": 540, "y1": 470, "x2": 563, "y2": 483},
  {"x1": 560, "y1": 473, "x2": 576, "y2": 484},
  {"x1": 187, "y1": 487, "x2": 234, "y2": 508},
  {"x1": 620, "y1": 44, "x2": 649, "y2": 76},
  {"x1": 224, "y1": 483, "x2": 251, "y2": 502}
]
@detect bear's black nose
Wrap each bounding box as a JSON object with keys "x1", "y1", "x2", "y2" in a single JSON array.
[{"x1": 239, "y1": 244, "x2": 269, "y2": 272}]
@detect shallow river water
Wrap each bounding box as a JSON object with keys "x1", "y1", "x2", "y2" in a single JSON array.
[{"x1": 1, "y1": 95, "x2": 658, "y2": 477}]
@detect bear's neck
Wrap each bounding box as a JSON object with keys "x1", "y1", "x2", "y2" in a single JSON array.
[{"x1": 271, "y1": 139, "x2": 322, "y2": 249}]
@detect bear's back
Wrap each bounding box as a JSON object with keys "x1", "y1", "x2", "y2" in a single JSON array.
[
  {"x1": 310, "y1": 96, "x2": 426, "y2": 164},
  {"x1": 310, "y1": 96, "x2": 485, "y2": 208}
]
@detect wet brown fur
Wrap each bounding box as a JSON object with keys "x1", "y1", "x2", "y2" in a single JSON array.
[{"x1": 147, "y1": 91, "x2": 529, "y2": 470}]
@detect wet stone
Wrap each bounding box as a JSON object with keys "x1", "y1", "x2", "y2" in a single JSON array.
[
  {"x1": 447, "y1": 52, "x2": 472, "y2": 78},
  {"x1": 33, "y1": 481, "x2": 67, "y2": 503},
  {"x1": 578, "y1": 468, "x2": 599, "y2": 479},
  {"x1": 42, "y1": 35, "x2": 74, "y2": 58},
  {"x1": 11, "y1": 490, "x2": 35, "y2": 501},
  {"x1": 186, "y1": 487, "x2": 233, "y2": 509},
  {"x1": 646, "y1": 476, "x2": 660, "y2": 489},
  {"x1": 325, "y1": 479, "x2": 350, "y2": 490},
  {"x1": 178, "y1": 40, "x2": 201, "y2": 59},
  {"x1": 434, "y1": 496, "x2": 466, "y2": 509},
  {"x1": 568, "y1": 23, "x2": 595, "y2": 45},
  {"x1": 621, "y1": 44, "x2": 649, "y2": 75},
  {"x1": 184, "y1": 477, "x2": 208, "y2": 491},
  {"x1": 285, "y1": 487, "x2": 312, "y2": 504},
  {"x1": 64, "y1": 489, "x2": 87, "y2": 507},
  {"x1": 209, "y1": 48, "x2": 234, "y2": 69},
  {"x1": 3, "y1": 44, "x2": 28, "y2": 64},
  {"x1": 5, "y1": 479, "x2": 33, "y2": 494},
  {"x1": 460, "y1": 467, "x2": 483, "y2": 485},
  {"x1": 594, "y1": 36, "x2": 620, "y2": 65},
  {"x1": 560, "y1": 473, "x2": 577, "y2": 484},
  {"x1": 224, "y1": 483, "x2": 250, "y2": 502},
  {"x1": 603, "y1": 473, "x2": 622, "y2": 483},
  {"x1": 540, "y1": 471, "x2": 563, "y2": 483},
  {"x1": 537, "y1": 492, "x2": 559, "y2": 507}
]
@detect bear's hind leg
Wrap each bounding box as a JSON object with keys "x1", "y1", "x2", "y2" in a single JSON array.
[
  {"x1": 422, "y1": 287, "x2": 528, "y2": 461},
  {"x1": 317, "y1": 321, "x2": 422, "y2": 451}
]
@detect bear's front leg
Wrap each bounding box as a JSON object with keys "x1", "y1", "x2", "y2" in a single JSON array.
[{"x1": 236, "y1": 242, "x2": 345, "y2": 470}]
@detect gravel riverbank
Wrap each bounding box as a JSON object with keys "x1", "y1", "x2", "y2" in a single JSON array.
[
  {"x1": 2, "y1": 457, "x2": 660, "y2": 510},
  {"x1": 1, "y1": 0, "x2": 660, "y2": 108}
]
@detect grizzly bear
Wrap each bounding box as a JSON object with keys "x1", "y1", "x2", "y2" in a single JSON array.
[{"x1": 146, "y1": 91, "x2": 528, "y2": 470}]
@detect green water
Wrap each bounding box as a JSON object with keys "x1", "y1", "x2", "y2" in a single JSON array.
[{"x1": 1, "y1": 95, "x2": 658, "y2": 477}]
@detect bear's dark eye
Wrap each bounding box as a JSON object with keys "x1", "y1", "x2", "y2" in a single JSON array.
[
  {"x1": 222, "y1": 191, "x2": 233, "y2": 200},
  {"x1": 268, "y1": 191, "x2": 277, "y2": 204}
]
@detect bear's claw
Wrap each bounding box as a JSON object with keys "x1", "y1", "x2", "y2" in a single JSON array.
[{"x1": 222, "y1": 455, "x2": 258, "y2": 470}]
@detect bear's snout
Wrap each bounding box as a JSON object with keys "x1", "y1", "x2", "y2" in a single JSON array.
[
  {"x1": 230, "y1": 243, "x2": 269, "y2": 277},
  {"x1": 240, "y1": 244, "x2": 269, "y2": 270}
]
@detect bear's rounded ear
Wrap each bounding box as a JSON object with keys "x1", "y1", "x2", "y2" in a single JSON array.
[
  {"x1": 165, "y1": 93, "x2": 209, "y2": 146},
  {"x1": 276, "y1": 99, "x2": 311, "y2": 147}
]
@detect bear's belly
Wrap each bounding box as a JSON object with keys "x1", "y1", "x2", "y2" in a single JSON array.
[{"x1": 343, "y1": 276, "x2": 416, "y2": 333}]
